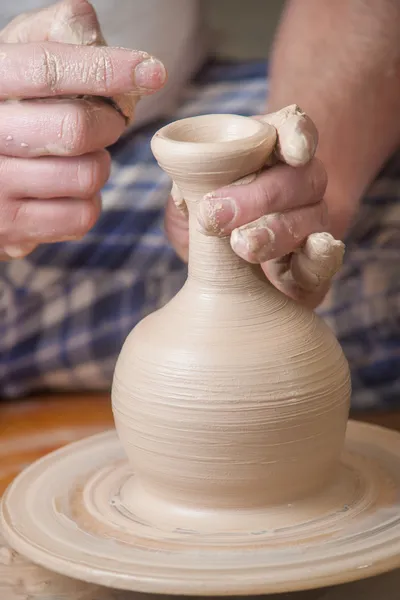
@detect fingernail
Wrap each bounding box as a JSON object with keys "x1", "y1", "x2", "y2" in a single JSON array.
[
  {"x1": 231, "y1": 220, "x2": 275, "y2": 263},
  {"x1": 3, "y1": 244, "x2": 36, "y2": 258},
  {"x1": 134, "y1": 57, "x2": 166, "y2": 90},
  {"x1": 198, "y1": 197, "x2": 237, "y2": 235}
]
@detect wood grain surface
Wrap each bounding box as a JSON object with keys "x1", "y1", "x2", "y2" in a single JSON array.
[{"x1": 0, "y1": 393, "x2": 113, "y2": 494}]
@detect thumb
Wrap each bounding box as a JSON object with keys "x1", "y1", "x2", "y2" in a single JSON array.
[
  {"x1": 257, "y1": 104, "x2": 318, "y2": 168},
  {"x1": 0, "y1": 0, "x2": 103, "y2": 45}
]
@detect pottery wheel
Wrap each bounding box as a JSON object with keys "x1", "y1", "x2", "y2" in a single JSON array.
[{"x1": 2, "y1": 420, "x2": 400, "y2": 596}]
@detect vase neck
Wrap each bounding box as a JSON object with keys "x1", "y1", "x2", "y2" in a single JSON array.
[{"x1": 187, "y1": 204, "x2": 265, "y2": 292}]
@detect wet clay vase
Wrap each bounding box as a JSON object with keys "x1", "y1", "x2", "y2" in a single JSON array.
[
  {"x1": 4, "y1": 114, "x2": 400, "y2": 597},
  {"x1": 112, "y1": 114, "x2": 351, "y2": 529}
]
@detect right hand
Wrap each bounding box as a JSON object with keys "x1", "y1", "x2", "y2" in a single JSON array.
[
  {"x1": 166, "y1": 106, "x2": 344, "y2": 309},
  {"x1": 0, "y1": 0, "x2": 167, "y2": 260}
]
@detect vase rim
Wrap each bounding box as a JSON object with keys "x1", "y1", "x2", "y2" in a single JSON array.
[{"x1": 151, "y1": 113, "x2": 273, "y2": 153}]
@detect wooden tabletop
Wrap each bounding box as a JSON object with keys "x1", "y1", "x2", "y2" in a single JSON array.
[
  {"x1": 0, "y1": 393, "x2": 113, "y2": 494},
  {"x1": 1, "y1": 392, "x2": 400, "y2": 495}
]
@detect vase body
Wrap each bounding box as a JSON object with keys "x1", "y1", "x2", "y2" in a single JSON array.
[{"x1": 112, "y1": 114, "x2": 351, "y2": 519}]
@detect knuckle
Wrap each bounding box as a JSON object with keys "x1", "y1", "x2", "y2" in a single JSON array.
[
  {"x1": 62, "y1": 48, "x2": 114, "y2": 92},
  {"x1": 31, "y1": 45, "x2": 61, "y2": 93},
  {"x1": 90, "y1": 48, "x2": 115, "y2": 93},
  {"x1": 56, "y1": 0, "x2": 104, "y2": 45},
  {"x1": 318, "y1": 200, "x2": 330, "y2": 229},
  {"x1": 314, "y1": 158, "x2": 328, "y2": 189},
  {"x1": 59, "y1": 103, "x2": 92, "y2": 155},
  {"x1": 308, "y1": 158, "x2": 328, "y2": 200},
  {"x1": 63, "y1": 0, "x2": 96, "y2": 17},
  {"x1": 63, "y1": 0, "x2": 99, "y2": 27},
  {"x1": 254, "y1": 177, "x2": 276, "y2": 214},
  {"x1": 254, "y1": 166, "x2": 287, "y2": 214},
  {"x1": 308, "y1": 201, "x2": 329, "y2": 233}
]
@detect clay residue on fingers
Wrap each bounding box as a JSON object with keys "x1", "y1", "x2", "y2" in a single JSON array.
[
  {"x1": 171, "y1": 181, "x2": 188, "y2": 217},
  {"x1": 49, "y1": 0, "x2": 106, "y2": 46},
  {"x1": 197, "y1": 171, "x2": 263, "y2": 236},
  {"x1": 291, "y1": 232, "x2": 345, "y2": 291},
  {"x1": 260, "y1": 104, "x2": 303, "y2": 129},
  {"x1": 261, "y1": 231, "x2": 345, "y2": 307},
  {"x1": 0, "y1": 0, "x2": 140, "y2": 124},
  {"x1": 259, "y1": 104, "x2": 318, "y2": 167},
  {"x1": 231, "y1": 214, "x2": 276, "y2": 263},
  {"x1": 198, "y1": 198, "x2": 235, "y2": 235},
  {"x1": 0, "y1": 0, "x2": 104, "y2": 46}
]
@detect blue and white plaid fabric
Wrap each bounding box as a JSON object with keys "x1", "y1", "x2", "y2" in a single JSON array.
[{"x1": 0, "y1": 60, "x2": 399, "y2": 409}]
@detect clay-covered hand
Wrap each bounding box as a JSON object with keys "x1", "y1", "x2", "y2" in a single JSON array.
[
  {"x1": 165, "y1": 105, "x2": 344, "y2": 309},
  {"x1": 0, "y1": 0, "x2": 166, "y2": 260}
]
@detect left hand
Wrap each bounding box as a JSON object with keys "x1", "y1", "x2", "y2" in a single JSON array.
[
  {"x1": 165, "y1": 105, "x2": 344, "y2": 309},
  {"x1": 0, "y1": 0, "x2": 165, "y2": 260}
]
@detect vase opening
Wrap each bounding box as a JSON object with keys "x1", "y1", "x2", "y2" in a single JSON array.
[{"x1": 161, "y1": 114, "x2": 264, "y2": 145}]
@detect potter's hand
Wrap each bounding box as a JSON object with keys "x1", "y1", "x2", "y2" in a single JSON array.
[
  {"x1": 0, "y1": 0, "x2": 166, "y2": 260},
  {"x1": 166, "y1": 105, "x2": 343, "y2": 309}
]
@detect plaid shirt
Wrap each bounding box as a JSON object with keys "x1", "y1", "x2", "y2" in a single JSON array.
[{"x1": 0, "y1": 60, "x2": 399, "y2": 409}]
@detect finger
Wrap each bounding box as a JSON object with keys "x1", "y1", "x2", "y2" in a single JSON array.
[
  {"x1": 230, "y1": 201, "x2": 329, "y2": 264},
  {"x1": 165, "y1": 194, "x2": 189, "y2": 262},
  {"x1": 1, "y1": 151, "x2": 111, "y2": 199},
  {"x1": 258, "y1": 105, "x2": 318, "y2": 167},
  {"x1": 263, "y1": 233, "x2": 344, "y2": 309},
  {"x1": 0, "y1": 194, "x2": 101, "y2": 244},
  {"x1": 0, "y1": 42, "x2": 166, "y2": 99},
  {"x1": 290, "y1": 232, "x2": 345, "y2": 291},
  {"x1": 263, "y1": 258, "x2": 330, "y2": 309},
  {"x1": 0, "y1": 98, "x2": 125, "y2": 157},
  {"x1": 0, "y1": 0, "x2": 138, "y2": 123},
  {"x1": 0, "y1": 0, "x2": 103, "y2": 45},
  {"x1": 197, "y1": 158, "x2": 327, "y2": 236}
]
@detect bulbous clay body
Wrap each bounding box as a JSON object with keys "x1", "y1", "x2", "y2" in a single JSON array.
[{"x1": 112, "y1": 115, "x2": 351, "y2": 527}]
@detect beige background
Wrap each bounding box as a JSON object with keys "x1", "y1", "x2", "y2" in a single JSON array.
[
  {"x1": 0, "y1": 0, "x2": 285, "y2": 59},
  {"x1": 204, "y1": 0, "x2": 285, "y2": 59}
]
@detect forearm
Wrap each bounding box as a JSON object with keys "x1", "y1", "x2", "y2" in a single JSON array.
[{"x1": 267, "y1": 0, "x2": 400, "y2": 238}]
